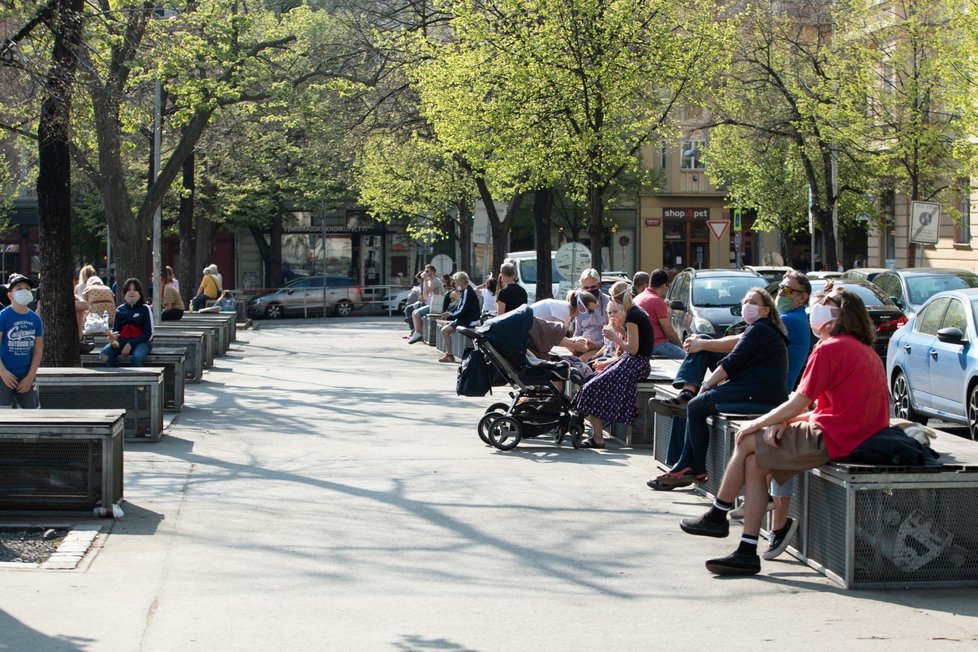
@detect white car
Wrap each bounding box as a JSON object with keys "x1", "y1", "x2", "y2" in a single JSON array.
[{"x1": 383, "y1": 288, "x2": 416, "y2": 314}]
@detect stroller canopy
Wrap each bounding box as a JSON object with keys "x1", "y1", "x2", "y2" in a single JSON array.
[{"x1": 478, "y1": 304, "x2": 534, "y2": 360}]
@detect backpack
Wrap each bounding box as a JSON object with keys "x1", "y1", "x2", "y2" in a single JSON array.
[
  {"x1": 456, "y1": 347, "x2": 491, "y2": 397},
  {"x1": 847, "y1": 426, "x2": 940, "y2": 467}
]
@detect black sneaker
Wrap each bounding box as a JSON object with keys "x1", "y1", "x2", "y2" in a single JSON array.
[
  {"x1": 706, "y1": 550, "x2": 761, "y2": 576},
  {"x1": 763, "y1": 517, "x2": 798, "y2": 561},
  {"x1": 680, "y1": 513, "x2": 729, "y2": 538},
  {"x1": 648, "y1": 389, "x2": 695, "y2": 417}
]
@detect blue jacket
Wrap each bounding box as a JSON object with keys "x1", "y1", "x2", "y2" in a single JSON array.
[
  {"x1": 717, "y1": 317, "x2": 789, "y2": 405},
  {"x1": 448, "y1": 286, "x2": 482, "y2": 325},
  {"x1": 113, "y1": 303, "x2": 154, "y2": 347}
]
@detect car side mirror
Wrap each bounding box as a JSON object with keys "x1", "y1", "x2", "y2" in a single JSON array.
[
  {"x1": 287, "y1": 289, "x2": 295, "y2": 295},
  {"x1": 670, "y1": 300, "x2": 685, "y2": 311},
  {"x1": 937, "y1": 327, "x2": 966, "y2": 346},
  {"x1": 731, "y1": 305, "x2": 742, "y2": 316}
]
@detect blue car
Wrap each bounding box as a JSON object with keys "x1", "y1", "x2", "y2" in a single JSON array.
[{"x1": 886, "y1": 288, "x2": 978, "y2": 440}]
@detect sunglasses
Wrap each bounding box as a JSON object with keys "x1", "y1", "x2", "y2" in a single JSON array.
[{"x1": 778, "y1": 284, "x2": 804, "y2": 296}]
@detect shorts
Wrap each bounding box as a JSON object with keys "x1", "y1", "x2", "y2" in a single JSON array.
[{"x1": 753, "y1": 421, "x2": 829, "y2": 485}]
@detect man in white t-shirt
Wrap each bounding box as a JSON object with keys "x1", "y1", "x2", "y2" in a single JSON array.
[{"x1": 408, "y1": 265, "x2": 444, "y2": 344}]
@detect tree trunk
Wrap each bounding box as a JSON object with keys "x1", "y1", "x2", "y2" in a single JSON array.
[
  {"x1": 268, "y1": 202, "x2": 283, "y2": 288},
  {"x1": 457, "y1": 200, "x2": 472, "y2": 272},
  {"x1": 587, "y1": 183, "x2": 605, "y2": 272},
  {"x1": 194, "y1": 215, "x2": 217, "y2": 283},
  {"x1": 177, "y1": 153, "x2": 196, "y2": 305},
  {"x1": 37, "y1": 0, "x2": 83, "y2": 367},
  {"x1": 533, "y1": 187, "x2": 554, "y2": 300}
]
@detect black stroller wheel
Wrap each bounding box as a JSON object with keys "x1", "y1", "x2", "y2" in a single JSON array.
[
  {"x1": 570, "y1": 422, "x2": 584, "y2": 449},
  {"x1": 488, "y1": 416, "x2": 523, "y2": 451},
  {"x1": 477, "y1": 403, "x2": 510, "y2": 444}
]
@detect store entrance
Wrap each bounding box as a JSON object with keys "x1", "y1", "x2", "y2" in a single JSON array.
[{"x1": 663, "y1": 220, "x2": 709, "y2": 270}]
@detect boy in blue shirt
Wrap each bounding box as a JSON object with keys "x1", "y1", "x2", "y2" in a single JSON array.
[{"x1": 0, "y1": 273, "x2": 44, "y2": 408}]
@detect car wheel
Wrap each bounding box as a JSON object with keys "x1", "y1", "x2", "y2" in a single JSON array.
[
  {"x1": 265, "y1": 303, "x2": 284, "y2": 319},
  {"x1": 891, "y1": 370, "x2": 927, "y2": 425},
  {"x1": 968, "y1": 384, "x2": 978, "y2": 441},
  {"x1": 335, "y1": 300, "x2": 354, "y2": 317}
]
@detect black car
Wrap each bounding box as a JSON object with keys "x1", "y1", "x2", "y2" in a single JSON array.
[
  {"x1": 764, "y1": 278, "x2": 906, "y2": 360},
  {"x1": 664, "y1": 268, "x2": 767, "y2": 339}
]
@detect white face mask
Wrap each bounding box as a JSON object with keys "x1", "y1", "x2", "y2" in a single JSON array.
[
  {"x1": 12, "y1": 289, "x2": 33, "y2": 307},
  {"x1": 742, "y1": 302, "x2": 761, "y2": 324},
  {"x1": 809, "y1": 303, "x2": 837, "y2": 333}
]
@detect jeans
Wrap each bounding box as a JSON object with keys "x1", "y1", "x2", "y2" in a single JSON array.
[
  {"x1": 0, "y1": 374, "x2": 39, "y2": 409},
  {"x1": 652, "y1": 341, "x2": 686, "y2": 360},
  {"x1": 101, "y1": 342, "x2": 153, "y2": 367},
  {"x1": 672, "y1": 348, "x2": 721, "y2": 389}
]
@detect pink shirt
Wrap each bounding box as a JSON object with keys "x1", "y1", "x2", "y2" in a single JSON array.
[
  {"x1": 633, "y1": 289, "x2": 669, "y2": 346},
  {"x1": 795, "y1": 334, "x2": 889, "y2": 459}
]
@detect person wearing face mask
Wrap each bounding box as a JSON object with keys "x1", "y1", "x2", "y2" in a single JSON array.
[
  {"x1": 775, "y1": 271, "x2": 813, "y2": 390},
  {"x1": 100, "y1": 278, "x2": 154, "y2": 367},
  {"x1": 0, "y1": 274, "x2": 43, "y2": 408},
  {"x1": 680, "y1": 288, "x2": 888, "y2": 576},
  {"x1": 648, "y1": 289, "x2": 788, "y2": 489}
]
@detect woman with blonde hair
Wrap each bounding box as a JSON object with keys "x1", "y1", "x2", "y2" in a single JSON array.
[
  {"x1": 571, "y1": 280, "x2": 654, "y2": 448},
  {"x1": 75, "y1": 264, "x2": 96, "y2": 298}
]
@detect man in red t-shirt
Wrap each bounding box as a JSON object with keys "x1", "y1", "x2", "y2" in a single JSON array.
[
  {"x1": 633, "y1": 269, "x2": 684, "y2": 359},
  {"x1": 678, "y1": 289, "x2": 889, "y2": 576}
]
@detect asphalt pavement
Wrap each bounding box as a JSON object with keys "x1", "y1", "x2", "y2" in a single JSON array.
[{"x1": 2, "y1": 316, "x2": 977, "y2": 650}]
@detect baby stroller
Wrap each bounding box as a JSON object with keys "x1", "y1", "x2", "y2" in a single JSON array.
[{"x1": 457, "y1": 305, "x2": 586, "y2": 451}]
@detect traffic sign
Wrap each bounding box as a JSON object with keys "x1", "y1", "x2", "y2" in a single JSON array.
[
  {"x1": 707, "y1": 220, "x2": 730, "y2": 242},
  {"x1": 910, "y1": 201, "x2": 940, "y2": 245},
  {"x1": 733, "y1": 208, "x2": 742, "y2": 232}
]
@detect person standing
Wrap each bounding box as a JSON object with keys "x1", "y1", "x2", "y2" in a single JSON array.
[
  {"x1": 495, "y1": 262, "x2": 527, "y2": 315},
  {"x1": 0, "y1": 274, "x2": 43, "y2": 408}
]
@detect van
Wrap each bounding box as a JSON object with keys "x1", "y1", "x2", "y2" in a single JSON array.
[{"x1": 505, "y1": 251, "x2": 575, "y2": 303}]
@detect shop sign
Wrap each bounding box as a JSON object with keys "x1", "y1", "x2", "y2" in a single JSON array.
[
  {"x1": 644, "y1": 218, "x2": 662, "y2": 227},
  {"x1": 663, "y1": 208, "x2": 709, "y2": 220}
]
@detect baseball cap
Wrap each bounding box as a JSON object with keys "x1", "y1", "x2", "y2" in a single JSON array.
[{"x1": 6, "y1": 273, "x2": 34, "y2": 289}]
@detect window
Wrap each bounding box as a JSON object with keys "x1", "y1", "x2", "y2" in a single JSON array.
[
  {"x1": 942, "y1": 299, "x2": 968, "y2": 333},
  {"x1": 915, "y1": 298, "x2": 948, "y2": 335},
  {"x1": 659, "y1": 139, "x2": 667, "y2": 169},
  {"x1": 680, "y1": 139, "x2": 705, "y2": 170},
  {"x1": 956, "y1": 182, "x2": 972, "y2": 245}
]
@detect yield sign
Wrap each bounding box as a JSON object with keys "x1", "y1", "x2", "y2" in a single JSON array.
[{"x1": 707, "y1": 220, "x2": 730, "y2": 242}]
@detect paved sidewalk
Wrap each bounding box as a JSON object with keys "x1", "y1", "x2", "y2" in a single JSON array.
[{"x1": 2, "y1": 316, "x2": 977, "y2": 650}]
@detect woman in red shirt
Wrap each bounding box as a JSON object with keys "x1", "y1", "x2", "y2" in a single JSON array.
[{"x1": 678, "y1": 288, "x2": 889, "y2": 576}]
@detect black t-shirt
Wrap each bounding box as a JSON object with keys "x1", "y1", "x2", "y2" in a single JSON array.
[
  {"x1": 626, "y1": 305, "x2": 654, "y2": 357},
  {"x1": 497, "y1": 282, "x2": 528, "y2": 313}
]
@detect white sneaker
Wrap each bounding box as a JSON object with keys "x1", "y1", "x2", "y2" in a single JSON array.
[
  {"x1": 729, "y1": 499, "x2": 776, "y2": 521},
  {"x1": 408, "y1": 332, "x2": 423, "y2": 344}
]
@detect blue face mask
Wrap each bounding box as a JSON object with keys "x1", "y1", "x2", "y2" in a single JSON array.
[{"x1": 12, "y1": 289, "x2": 33, "y2": 307}]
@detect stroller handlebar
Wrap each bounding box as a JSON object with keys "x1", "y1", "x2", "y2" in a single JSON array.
[{"x1": 457, "y1": 326, "x2": 481, "y2": 340}]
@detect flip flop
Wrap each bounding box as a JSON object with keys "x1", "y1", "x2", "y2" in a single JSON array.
[
  {"x1": 437, "y1": 355, "x2": 456, "y2": 363},
  {"x1": 580, "y1": 438, "x2": 606, "y2": 449}
]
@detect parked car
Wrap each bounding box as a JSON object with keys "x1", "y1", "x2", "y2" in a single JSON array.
[
  {"x1": 664, "y1": 267, "x2": 766, "y2": 338},
  {"x1": 841, "y1": 267, "x2": 890, "y2": 284},
  {"x1": 744, "y1": 265, "x2": 793, "y2": 285},
  {"x1": 886, "y1": 288, "x2": 978, "y2": 439},
  {"x1": 764, "y1": 278, "x2": 907, "y2": 360},
  {"x1": 806, "y1": 270, "x2": 842, "y2": 281},
  {"x1": 873, "y1": 268, "x2": 978, "y2": 318},
  {"x1": 600, "y1": 272, "x2": 630, "y2": 295},
  {"x1": 382, "y1": 287, "x2": 415, "y2": 314},
  {"x1": 247, "y1": 276, "x2": 363, "y2": 319}
]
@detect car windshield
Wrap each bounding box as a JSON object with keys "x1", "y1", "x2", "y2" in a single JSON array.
[
  {"x1": 905, "y1": 274, "x2": 978, "y2": 306},
  {"x1": 519, "y1": 259, "x2": 567, "y2": 285},
  {"x1": 808, "y1": 280, "x2": 896, "y2": 309},
  {"x1": 692, "y1": 277, "x2": 766, "y2": 307}
]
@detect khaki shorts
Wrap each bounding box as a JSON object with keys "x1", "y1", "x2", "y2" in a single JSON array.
[{"x1": 753, "y1": 421, "x2": 830, "y2": 485}]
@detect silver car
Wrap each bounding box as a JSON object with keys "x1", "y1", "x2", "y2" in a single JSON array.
[{"x1": 247, "y1": 276, "x2": 363, "y2": 319}]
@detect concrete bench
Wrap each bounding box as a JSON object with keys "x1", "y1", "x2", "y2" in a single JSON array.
[
  {"x1": 35, "y1": 368, "x2": 165, "y2": 442},
  {"x1": 432, "y1": 318, "x2": 478, "y2": 356},
  {"x1": 160, "y1": 320, "x2": 227, "y2": 356},
  {"x1": 85, "y1": 333, "x2": 205, "y2": 381},
  {"x1": 183, "y1": 311, "x2": 236, "y2": 344},
  {"x1": 0, "y1": 409, "x2": 125, "y2": 512},
  {"x1": 154, "y1": 324, "x2": 218, "y2": 363},
  {"x1": 705, "y1": 414, "x2": 978, "y2": 589},
  {"x1": 80, "y1": 347, "x2": 186, "y2": 411},
  {"x1": 605, "y1": 360, "x2": 681, "y2": 447}
]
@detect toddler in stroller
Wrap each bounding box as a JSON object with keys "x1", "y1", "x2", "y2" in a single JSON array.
[{"x1": 457, "y1": 305, "x2": 588, "y2": 450}]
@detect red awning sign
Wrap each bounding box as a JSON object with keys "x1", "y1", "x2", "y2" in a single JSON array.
[{"x1": 707, "y1": 220, "x2": 730, "y2": 242}]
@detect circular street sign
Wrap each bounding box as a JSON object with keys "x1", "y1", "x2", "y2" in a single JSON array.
[
  {"x1": 430, "y1": 254, "x2": 454, "y2": 276},
  {"x1": 555, "y1": 242, "x2": 592, "y2": 281}
]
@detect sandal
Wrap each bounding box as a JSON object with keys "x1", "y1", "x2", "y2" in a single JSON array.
[
  {"x1": 580, "y1": 438, "x2": 606, "y2": 449},
  {"x1": 437, "y1": 354, "x2": 456, "y2": 363},
  {"x1": 645, "y1": 466, "x2": 707, "y2": 491},
  {"x1": 648, "y1": 389, "x2": 695, "y2": 417}
]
